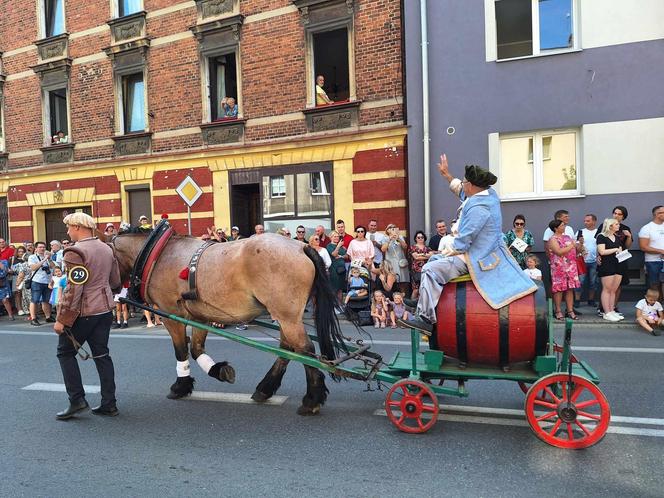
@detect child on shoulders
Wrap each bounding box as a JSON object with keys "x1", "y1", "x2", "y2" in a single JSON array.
[{"x1": 635, "y1": 289, "x2": 664, "y2": 336}]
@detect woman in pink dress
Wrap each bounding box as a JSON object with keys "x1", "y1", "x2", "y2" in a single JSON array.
[
  {"x1": 547, "y1": 219, "x2": 580, "y2": 320},
  {"x1": 346, "y1": 225, "x2": 375, "y2": 268}
]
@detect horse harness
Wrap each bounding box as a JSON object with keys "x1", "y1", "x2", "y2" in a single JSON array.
[{"x1": 127, "y1": 219, "x2": 216, "y2": 306}]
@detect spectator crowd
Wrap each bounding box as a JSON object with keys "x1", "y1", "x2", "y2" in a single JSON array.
[{"x1": 0, "y1": 204, "x2": 662, "y2": 335}]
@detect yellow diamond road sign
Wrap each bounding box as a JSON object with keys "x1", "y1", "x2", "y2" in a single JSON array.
[{"x1": 176, "y1": 176, "x2": 203, "y2": 207}]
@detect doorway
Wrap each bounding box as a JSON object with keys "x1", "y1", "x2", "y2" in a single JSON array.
[
  {"x1": 126, "y1": 185, "x2": 152, "y2": 226},
  {"x1": 231, "y1": 183, "x2": 260, "y2": 237},
  {"x1": 44, "y1": 206, "x2": 92, "y2": 243}
]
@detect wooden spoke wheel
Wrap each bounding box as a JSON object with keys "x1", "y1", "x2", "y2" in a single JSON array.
[
  {"x1": 525, "y1": 373, "x2": 610, "y2": 449},
  {"x1": 385, "y1": 379, "x2": 439, "y2": 434}
]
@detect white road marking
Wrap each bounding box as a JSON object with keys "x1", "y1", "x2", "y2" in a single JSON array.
[
  {"x1": 21, "y1": 383, "x2": 287, "y2": 406},
  {"x1": 374, "y1": 406, "x2": 664, "y2": 438},
  {"x1": 22, "y1": 382, "x2": 100, "y2": 393},
  {"x1": 185, "y1": 391, "x2": 287, "y2": 405},
  {"x1": 4, "y1": 330, "x2": 664, "y2": 354}
]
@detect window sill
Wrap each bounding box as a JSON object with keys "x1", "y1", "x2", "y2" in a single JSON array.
[
  {"x1": 34, "y1": 33, "x2": 69, "y2": 61},
  {"x1": 201, "y1": 119, "x2": 246, "y2": 145},
  {"x1": 40, "y1": 142, "x2": 75, "y2": 164},
  {"x1": 302, "y1": 100, "x2": 360, "y2": 133},
  {"x1": 500, "y1": 193, "x2": 586, "y2": 203},
  {"x1": 496, "y1": 48, "x2": 582, "y2": 63},
  {"x1": 112, "y1": 132, "x2": 152, "y2": 156},
  {"x1": 107, "y1": 11, "x2": 147, "y2": 45}
]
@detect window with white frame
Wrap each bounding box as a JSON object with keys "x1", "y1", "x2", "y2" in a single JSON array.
[
  {"x1": 499, "y1": 130, "x2": 579, "y2": 198},
  {"x1": 206, "y1": 51, "x2": 239, "y2": 121},
  {"x1": 270, "y1": 176, "x2": 286, "y2": 198},
  {"x1": 117, "y1": 0, "x2": 143, "y2": 18},
  {"x1": 495, "y1": 0, "x2": 576, "y2": 60},
  {"x1": 312, "y1": 27, "x2": 350, "y2": 104},
  {"x1": 121, "y1": 72, "x2": 146, "y2": 133},
  {"x1": 42, "y1": 0, "x2": 66, "y2": 38},
  {"x1": 44, "y1": 86, "x2": 70, "y2": 145}
]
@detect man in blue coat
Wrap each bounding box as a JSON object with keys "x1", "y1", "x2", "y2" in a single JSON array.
[{"x1": 399, "y1": 155, "x2": 537, "y2": 333}]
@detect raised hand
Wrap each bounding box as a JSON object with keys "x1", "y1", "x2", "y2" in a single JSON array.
[{"x1": 437, "y1": 154, "x2": 453, "y2": 182}]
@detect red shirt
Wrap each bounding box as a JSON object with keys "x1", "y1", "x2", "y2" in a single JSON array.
[
  {"x1": 319, "y1": 235, "x2": 331, "y2": 248},
  {"x1": 341, "y1": 233, "x2": 354, "y2": 249},
  {"x1": 0, "y1": 246, "x2": 15, "y2": 262}
]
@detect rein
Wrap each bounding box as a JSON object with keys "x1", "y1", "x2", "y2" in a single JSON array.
[{"x1": 63, "y1": 327, "x2": 108, "y2": 361}]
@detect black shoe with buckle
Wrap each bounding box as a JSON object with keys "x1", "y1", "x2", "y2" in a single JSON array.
[
  {"x1": 92, "y1": 405, "x2": 119, "y2": 417},
  {"x1": 56, "y1": 400, "x2": 89, "y2": 420},
  {"x1": 30, "y1": 319, "x2": 41, "y2": 326},
  {"x1": 396, "y1": 316, "x2": 433, "y2": 335},
  {"x1": 120, "y1": 322, "x2": 129, "y2": 329},
  {"x1": 45, "y1": 316, "x2": 56, "y2": 323}
]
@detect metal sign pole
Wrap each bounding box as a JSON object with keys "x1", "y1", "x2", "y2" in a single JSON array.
[{"x1": 187, "y1": 205, "x2": 192, "y2": 235}]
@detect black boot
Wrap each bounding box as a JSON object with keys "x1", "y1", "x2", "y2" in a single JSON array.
[
  {"x1": 396, "y1": 316, "x2": 433, "y2": 335},
  {"x1": 91, "y1": 404, "x2": 119, "y2": 417},
  {"x1": 56, "y1": 400, "x2": 89, "y2": 420}
]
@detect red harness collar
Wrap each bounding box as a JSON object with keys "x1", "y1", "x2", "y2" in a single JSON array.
[{"x1": 139, "y1": 226, "x2": 174, "y2": 302}]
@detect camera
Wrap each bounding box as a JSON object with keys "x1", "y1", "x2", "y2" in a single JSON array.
[{"x1": 42, "y1": 264, "x2": 51, "y2": 275}]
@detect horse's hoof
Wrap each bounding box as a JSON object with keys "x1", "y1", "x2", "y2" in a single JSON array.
[
  {"x1": 168, "y1": 376, "x2": 195, "y2": 399},
  {"x1": 208, "y1": 362, "x2": 236, "y2": 384},
  {"x1": 251, "y1": 391, "x2": 270, "y2": 403},
  {"x1": 296, "y1": 404, "x2": 321, "y2": 416}
]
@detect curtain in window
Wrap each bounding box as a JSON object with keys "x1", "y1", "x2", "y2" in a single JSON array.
[
  {"x1": 120, "y1": 0, "x2": 142, "y2": 17},
  {"x1": 46, "y1": 0, "x2": 65, "y2": 38},
  {"x1": 123, "y1": 74, "x2": 145, "y2": 133}
]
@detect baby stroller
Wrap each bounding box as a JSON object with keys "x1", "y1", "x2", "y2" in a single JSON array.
[{"x1": 344, "y1": 262, "x2": 373, "y2": 326}]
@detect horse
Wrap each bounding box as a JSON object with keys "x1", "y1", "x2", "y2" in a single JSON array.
[{"x1": 110, "y1": 231, "x2": 346, "y2": 415}]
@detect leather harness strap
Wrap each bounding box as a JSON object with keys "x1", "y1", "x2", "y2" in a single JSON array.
[
  {"x1": 128, "y1": 219, "x2": 174, "y2": 304},
  {"x1": 181, "y1": 240, "x2": 217, "y2": 301}
]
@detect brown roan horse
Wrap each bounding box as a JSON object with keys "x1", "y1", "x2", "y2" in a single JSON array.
[{"x1": 111, "y1": 232, "x2": 346, "y2": 415}]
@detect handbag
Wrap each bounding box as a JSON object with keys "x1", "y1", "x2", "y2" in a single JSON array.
[
  {"x1": 576, "y1": 255, "x2": 587, "y2": 276},
  {"x1": 24, "y1": 278, "x2": 32, "y2": 290},
  {"x1": 398, "y1": 258, "x2": 409, "y2": 268}
]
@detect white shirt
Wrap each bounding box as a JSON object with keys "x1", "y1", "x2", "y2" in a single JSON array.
[
  {"x1": 317, "y1": 247, "x2": 332, "y2": 269},
  {"x1": 523, "y1": 267, "x2": 542, "y2": 280},
  {"x1": 368, "y1": 231, "x2": 387, "y2": 264},
  {"x1": 543, "y1": 225, "x2": 575, "y2": 242},
  {"x1": 28, "y1": 254, "x2": 51, "y2": 284},
  {"x1": 635, "y1": 299, "x2": 663, "y2": 320},
  {"x1": 579, "y1": 228, "x2": 598, "y2": 263},
  {"x1": 638, "y1": 221, "x2": 664, "y2": 262}
]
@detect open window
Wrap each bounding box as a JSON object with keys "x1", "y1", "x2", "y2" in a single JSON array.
[
  {"x1": 494, "y1": 0, "x2": 576, "y2": 60},
  {"x1": 207, "y1": 51, "x2": 239, "y2": 121},
  {"x1": 43, "y1": 86, "x2": 70, "y2": 145},
  {"x1": 41, "y1": 0, "x2": 66, "y2": 39},
  {"x1": 313, "y1": 27, "x2": 350, "y2": 104},
  {"x1": 310, "y1": 171, "x2": 331, "y2": 195}
]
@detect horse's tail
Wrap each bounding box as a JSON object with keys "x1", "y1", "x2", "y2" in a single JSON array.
[{"x1": 303, "y1": 244, "x2": 348, "y2": 362}]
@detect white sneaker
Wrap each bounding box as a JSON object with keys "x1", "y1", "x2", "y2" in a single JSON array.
[
  {"x1": 612, "y1": 311, "x2": 625, "y2": 321},
  {"x1": 17, "y1": 310, "x2": 25, "y2": 316},
  {"x1": 603, "y1": 312, "x2": 620, "y2": 322}
]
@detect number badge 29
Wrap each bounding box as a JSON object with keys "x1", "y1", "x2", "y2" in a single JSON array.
[{"x1": 68, "y1": 266, "x2": 90, "y2": 285}]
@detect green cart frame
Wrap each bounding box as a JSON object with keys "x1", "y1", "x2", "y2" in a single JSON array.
[{"x1": 125, "y1": 298, "x2": 610, "y2": 449}]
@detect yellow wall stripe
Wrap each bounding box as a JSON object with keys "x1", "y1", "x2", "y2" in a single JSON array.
[
  {"x1": 352, "y1": 170, "x2": 406, "y2": 181},
  {"x1": 353, "y1": 200, "x2": 407, "y2": 210}
]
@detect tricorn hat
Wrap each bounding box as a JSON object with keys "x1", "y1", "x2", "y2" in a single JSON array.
[{"x1": 464, "y1": 164, "x2": 497, "y2": 189}]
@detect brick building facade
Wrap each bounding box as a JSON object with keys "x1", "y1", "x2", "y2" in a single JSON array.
[{"x1": 0, "y1": 0, "x2": 406, "y2": 243}]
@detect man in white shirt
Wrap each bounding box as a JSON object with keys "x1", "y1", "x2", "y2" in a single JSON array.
[
  {"x1": 576, "y1": 214, "x2": 599, "y2": 307},
  {"x1": 542, "y1": 209, "x2": 575, "y2": 242},
  {"x1": 639, "y1": 205, "x2": 664, "y2": 299},
  {"x1": 367, "y1": 219, "x2": 387, "y2": 267}
]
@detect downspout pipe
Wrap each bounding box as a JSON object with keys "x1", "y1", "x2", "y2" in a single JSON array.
[{"x1": 420, "y1": 0, "x2": 431, "y2": 236}]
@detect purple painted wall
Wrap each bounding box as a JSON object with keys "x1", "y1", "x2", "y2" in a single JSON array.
[{"x1": 405, "y1": 0, "x2": 664, "y2": 252}]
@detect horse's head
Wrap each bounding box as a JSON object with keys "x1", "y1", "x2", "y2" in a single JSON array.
[{"x1": 109, "y1": 230, "x2": 149, "y2": 283}]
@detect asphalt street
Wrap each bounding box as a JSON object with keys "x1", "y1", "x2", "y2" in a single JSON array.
[{"x1": 1, "y1": 315, "x2": 663, "y2": 498}]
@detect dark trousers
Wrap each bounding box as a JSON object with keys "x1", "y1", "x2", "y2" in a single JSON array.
[{"x1": 57, "y1": 312, "x2": 116, "y2": 407}]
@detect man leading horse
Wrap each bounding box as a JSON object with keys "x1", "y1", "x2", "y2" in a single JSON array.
[{"x1": 399, "y1": 154, "x2": 537, "y2": 333}]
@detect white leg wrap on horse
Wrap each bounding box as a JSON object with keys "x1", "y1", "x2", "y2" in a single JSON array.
[
  {"x1": 176, "y1": 360, "x2": 191, "y2": 377},
  {"x1": 196, "y1": 354, "x2": 215, "y2": 374}
]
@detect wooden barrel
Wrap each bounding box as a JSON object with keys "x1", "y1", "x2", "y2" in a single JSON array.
[{"x1": 431, "y1": 279, "x2": 548, "y2": 367}]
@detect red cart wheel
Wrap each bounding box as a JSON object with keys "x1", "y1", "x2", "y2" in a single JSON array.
[
  {"x1": 518, "y1": 344, "x2": 579, "y2": 395},
  {"x1": 525, "y1": 373, "x2": 610, "y2": 449},
  {"x1": 385, "y1": 379, "x2": 439, "y2": 434}
]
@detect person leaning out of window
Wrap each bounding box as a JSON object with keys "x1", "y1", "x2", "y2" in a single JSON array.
[
  {"x1": 221, "y1": 97, "x2": 238, "y2": 118},
  {"x1": 315, "y1": 75, "x2": 333, "y2": 106}
]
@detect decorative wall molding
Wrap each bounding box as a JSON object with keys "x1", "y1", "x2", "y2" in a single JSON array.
[
  {"x1": 113, "y1": 132, "x2": 152, "y2": 156},
  {"x1": 200, "y1": 119, "x2": 245, "y2": 145},
  {"x1": 302, "y1": 101, "x2": 360, "y2": 133},
  {"x1": 40, "y1": 143, "x2": 75, "y2": 164},
  {"x1": 34, "y1": 33, "x2": 69, "y2": 62}
]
